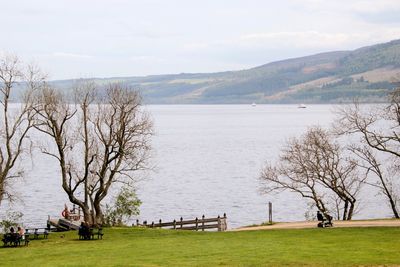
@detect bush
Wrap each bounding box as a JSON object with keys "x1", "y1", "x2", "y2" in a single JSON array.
[
  {"x1": 104, "y1": 187, "x2": 141, "y2": 226},
  {"x1": 0, "y1": 211, "x2": 23, "y2": 233}
]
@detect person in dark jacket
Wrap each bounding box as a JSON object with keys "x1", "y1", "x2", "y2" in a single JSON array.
[{"x1": 317, "y1": 211, "x2": 324, "y2": 221}]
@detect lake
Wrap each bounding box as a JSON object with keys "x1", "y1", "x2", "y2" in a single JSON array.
[{"x1": 1, "y1": 104, "x2": 393, "y2": 228}]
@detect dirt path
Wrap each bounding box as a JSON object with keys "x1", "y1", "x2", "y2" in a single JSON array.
[{"x1": 232, "y1": 219, "x2": 400, "y2": 231}]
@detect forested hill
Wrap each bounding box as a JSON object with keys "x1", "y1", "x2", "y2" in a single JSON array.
[{"x1": 51, "y1": 39, "x2": 400, "y2": 104}]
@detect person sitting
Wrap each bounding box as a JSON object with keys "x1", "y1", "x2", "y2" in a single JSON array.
[
  {"x1": 78, "y1": 222, "x2": 86, "y2": 239},
  {"x1": 17, "y1": 226, "x2": 25, "y2": 240},
  {"x1": 317, "y1": 211, "x2": 324, "y2": 221},
  {"x1": 84, "y1": 222, "x2": 91, "y2": 240},
  {"x1": 78, "y1": 222, "x2": 91, "y2": 240},
  {"x1": 316, "y1": 211, "x2": 333, "y2": 227},
  {"x1": 9, "y1": 226, "x2": 21, "y2": 246}
]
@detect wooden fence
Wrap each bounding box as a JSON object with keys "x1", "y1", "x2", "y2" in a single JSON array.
[{"x1": 136, "y1": 214, "x2": 228, "y2": 232}]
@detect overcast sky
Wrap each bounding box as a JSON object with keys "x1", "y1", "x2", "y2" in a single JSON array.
[{"x1": 1, "y1": 0, "x2": 400, "y2": 80}]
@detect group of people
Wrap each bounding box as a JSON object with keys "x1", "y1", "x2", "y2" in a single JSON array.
[
  {"x1": 9, "y1": 226, "x2": 25, "y2": 239},
  {"x1": 3, "y1": 226, "x2": 26, "y2": 246},
  {"x1": 78, "y1": 222, "x2": 91, "y2": 240}
]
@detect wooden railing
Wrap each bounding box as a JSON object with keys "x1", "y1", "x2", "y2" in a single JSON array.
[{"x1": 136, "y1": 214, "x2": 228, "y2": 232}]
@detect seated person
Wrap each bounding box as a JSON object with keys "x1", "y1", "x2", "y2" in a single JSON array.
[
  {"x1": 8, "y1": 227, "x2": 21, "y2": 245},
  {"x1": 316, "y1": 211, "x2": 333, "y2": 227},
  {"x1": 78, "y1": 222, "x2": 86, "y2": 238},
  {"x1": 317, "y1": 211, "x2": 324, "y2": 222},
  {"x1": 78, "y1": 222, "x2": 91, "y2": 239},
  {"x1": 17, "y1": 226, "x2": 25, "y2": 240}
]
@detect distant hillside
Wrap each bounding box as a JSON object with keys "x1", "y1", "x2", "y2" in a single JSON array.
[{"x1": 50, "y1": 39, "x2": 400, "y2": 104}]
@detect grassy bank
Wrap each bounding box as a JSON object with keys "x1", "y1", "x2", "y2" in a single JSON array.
[{"x1": 1, "y1": 227, "x2": 399, "y2": 266}]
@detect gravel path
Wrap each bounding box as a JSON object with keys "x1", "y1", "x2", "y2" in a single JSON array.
[{"x1": 232, "y1": 219, "x2": 400, "y2": 231}]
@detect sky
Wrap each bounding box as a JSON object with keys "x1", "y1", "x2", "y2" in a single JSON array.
[{"x1": 1, "y1": 0, "x2": 400, "y2": 80}]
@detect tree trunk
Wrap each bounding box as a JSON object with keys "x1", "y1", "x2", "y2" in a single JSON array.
[
  {"x1": 347, "y1": 200, "x2": 355, "y2": 220},
  {"x1": 388, "y1": 195, "x2": 400, "y2": 218},
  {"x1": 0, "y1": 178, "x2": 4, "y2": 206},
  {"x1": 380, "y1": 179, "x2": 400, "y2": 218},
  {"x1": 342, "y1": 201, "x2": 348, "y2": 220},
  {"x1": 67, "y1": 198, "x2": 92, "y2": 224},
  {"x1": 82, "y1": 206, "x2": 92, "y2": 225},
  {"x1": 92, "y1": 192, "x2": 105, "y2": 225}
]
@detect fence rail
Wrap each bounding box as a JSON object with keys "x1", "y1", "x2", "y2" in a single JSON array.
[{"x1": 136, "y1": 214, "x2": 228, "y2": 231}]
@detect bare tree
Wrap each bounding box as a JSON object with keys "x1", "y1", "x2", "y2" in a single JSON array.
[
  {"x1": 34, "y1": 83, "x2": 152, "y2": 225},
  {"x1": 0, "y1": 54, "x2": 45, "y2": 207},
  {"x1": 335, "y1": 89, "x2": 400, "y2": 218},
  {"x1": 349, "y1": 145, "x2": 399, "y2": 218},
  {"x1": 260, "y1": 127, "x2": 364, "y2": 220}
]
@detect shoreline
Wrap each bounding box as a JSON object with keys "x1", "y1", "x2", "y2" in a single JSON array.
[{"x1": 232, "y1": 218, "x2": 400, "y2": 231}]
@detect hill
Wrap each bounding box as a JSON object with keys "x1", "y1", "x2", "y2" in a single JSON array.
[{"x1": 50, "y1": 39, "x2": 400, "y2": 104}]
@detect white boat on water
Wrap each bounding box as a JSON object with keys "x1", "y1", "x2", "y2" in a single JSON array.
[
  {"x1": 251, "y1": 103, "x2": 256, "y2": 107},
  {"x1": 298, "y1": 104, "x2": 306, "y2": 108}
]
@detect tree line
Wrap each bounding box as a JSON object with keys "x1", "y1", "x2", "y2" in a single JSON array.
[{"x1": 0, "y1": 55, "x2": 152, "y2": 226}]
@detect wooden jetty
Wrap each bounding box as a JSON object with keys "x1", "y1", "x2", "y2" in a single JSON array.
[
  {"x1": 47, "y1": 205, "x2": 83, "y2": 231},
  {"x1": 137, "y1": 214, "x2": 228, "y2": 231},
  {"x1": 47, "y1": 217, "x2": 82, "y2": 231}
]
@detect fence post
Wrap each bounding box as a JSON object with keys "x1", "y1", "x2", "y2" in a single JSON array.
[
  {"x1": 173, "y1": 219, "x2": 176, "y2": 230},
  {"x1": 136, "y1": 219, "x2": 139, "y2": 226},
  {"x1": 202, "y1": 215, "x2": 205, "y2": 231},
  {"x1": 159, "y1": 219, "x2": 162, "y2": 228},
  {"x1": 195, "y1": 217, "x2": 198, "y2": 231},
  {"x1": 151, "y1": 221, "x2": 154, "y2": 228},
  {"x1": 217, "y1": 215, "x2": 221, "y2": 231},
  {"x1": 180, "y1": 217, "x2": 183, "y2": 229},
  {"x1": 268, "y1": 202, "x2": 273, "y2": 224},
  {"x1": 223, "y1": 213, "x2": 227, "y2": 231}
]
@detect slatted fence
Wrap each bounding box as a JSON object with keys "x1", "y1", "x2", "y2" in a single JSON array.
[{"x1": 136, "y1": 214, "x2": 228, "y2": 231}]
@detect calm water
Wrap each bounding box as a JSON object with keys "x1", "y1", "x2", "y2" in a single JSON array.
[{"x1": 1, "y1": 105, "x2": 393, "y2": 228}]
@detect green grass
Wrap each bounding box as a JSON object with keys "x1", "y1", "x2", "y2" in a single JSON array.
[{"x1": 1, "y1": 227, "x2": 400, "y2": 266}]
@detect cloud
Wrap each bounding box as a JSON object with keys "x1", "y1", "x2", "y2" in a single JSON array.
[
  {"x1": 182, "y1": 42, "x2": 210, "y2": 51},
  {"x1": 129, "y1": 55, "x2": 166, "y2": 64},
  {"x1": 239, "y1": 31, "x2": 354, "y2": 48},
  {"x1": 52, "y1": 52, "x2": 92, "y2": 59},
  {"x1": 183, "y1": 31, "x2": 390, "y2": 53},
  {"x1": 349, "y1": 0, "x2": 400, "y2": 14},
  {"x1": 292, "y1": 0, "x2": 400, "y2": 14},
  {"x1": 241, "y1": 30, "x2": 400, "y2": 52}
]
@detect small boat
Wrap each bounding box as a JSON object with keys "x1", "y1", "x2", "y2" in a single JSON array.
[
  {"x1": 298, "y1": 104, "x2": 306, "y2": 108},
  {"x1": 251, "y1": 103, "x2": 256, "y2": 107}
]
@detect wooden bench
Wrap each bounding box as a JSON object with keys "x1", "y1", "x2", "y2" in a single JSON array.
[
  {"x1": 25, "y1": 228, "x2": 49, "y2": 239},
  {"x1": 90, "y1": 228, "x2": 104, "y2": 239},
  {"x1": 2, "y1": 233, "x2": 29, "y2": 247},
  {"x1": 78, "y1": 227, "x2": 103, "y2": 240}
]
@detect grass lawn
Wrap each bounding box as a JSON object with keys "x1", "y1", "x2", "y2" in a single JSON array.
[{"x1": 1, "y1": 227, "x2": 399, "y2": 266}]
